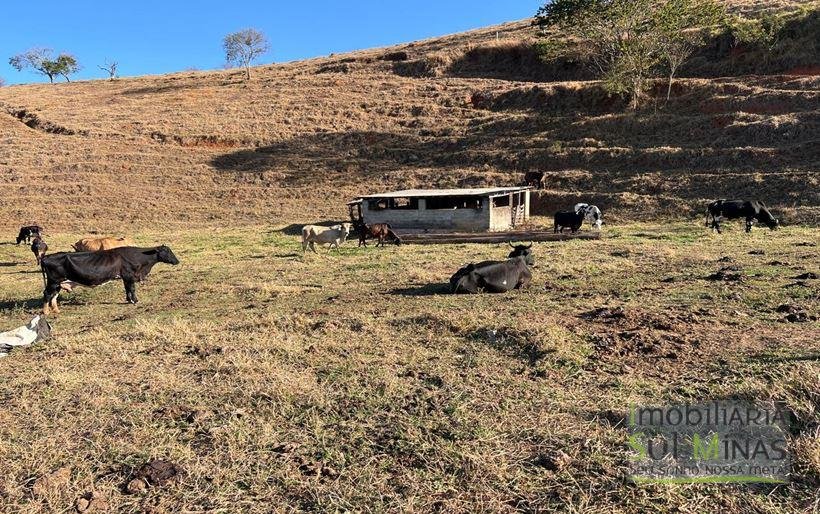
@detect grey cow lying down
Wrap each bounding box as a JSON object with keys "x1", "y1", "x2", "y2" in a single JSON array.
[{"x1": 0, "y1": 316, "x2": 52, "y2": 358}]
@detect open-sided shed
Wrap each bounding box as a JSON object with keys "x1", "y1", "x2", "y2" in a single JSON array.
[{"x1": 348, "y1": 187, "x2": 530, "y2": 232}]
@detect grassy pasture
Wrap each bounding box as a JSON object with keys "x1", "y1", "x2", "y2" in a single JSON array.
[{"x1": 0, "y1": 220, "x2": 817, "y2": 512}]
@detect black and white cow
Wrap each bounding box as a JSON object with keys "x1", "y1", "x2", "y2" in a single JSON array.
[
  {"x1": 16, "y1": 225, "x2": 43, "y2": 245},
  {"x1": 574, "y1": 203, "x2": 603, "y2": 230},
  {"x1": 449, "y1": 256, "x2": 532, "y2": 294},
  {"x1": 706, "y1": 200, "x2": 779, "y2": 234}
]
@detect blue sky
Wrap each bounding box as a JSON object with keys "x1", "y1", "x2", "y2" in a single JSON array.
[{"x1": 0, "y1": 1, "x2": 539, "y2": 85}]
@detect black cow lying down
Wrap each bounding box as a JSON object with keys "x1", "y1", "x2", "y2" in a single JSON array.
[
  {"x1": 507, "y1": 242, "x2": 534, "y2": 266},
  {"x1": 450, "y1": 256, "x2": 532, "y2": 294},
  {"x1": 40, "y1": 245, "x2": 179, "y2": 314},
  {"x1": 706, "y1": 200, "x2": 779, "y2": 233}
]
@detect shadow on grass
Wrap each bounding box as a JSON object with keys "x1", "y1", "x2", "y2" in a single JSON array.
[
  {"x1": 389, "y1": 283, "x2": 450, "y2": 296},
  {"x1": 0, "y1": 297, "x2": 42, "y2": 312},
  {"x1": 0, "y1": 262, "x2": 21, "y2": 267}
]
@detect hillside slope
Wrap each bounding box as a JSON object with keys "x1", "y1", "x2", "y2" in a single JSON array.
[{"x1": 0, "y1": 1, "x2": 818, "y2": 231}]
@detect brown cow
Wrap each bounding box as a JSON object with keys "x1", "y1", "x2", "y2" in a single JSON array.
[
  {"x1": 72, "y1": 237, "x2": 135, "y2": 252},
  {"x1": 357, "y1": 223, "x2": 402, "y2": 247},
  {"x1": 31, "y1": 236, "x2": 48, "y2": 265}
]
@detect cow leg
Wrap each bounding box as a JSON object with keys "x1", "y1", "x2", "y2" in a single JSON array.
[
  {"x1": 124, "y1": 279, "x2": 138, "y2": 304},
  {"x1": 43, "y1": 282, "x2": 61, "y2": 315},
  {"x1": 309, "y1": 241, "x2": 318, "y2": 254},
  {"x1": 712, "y1": 217, "x2": 722, "y2": 234},
  {"x1": 745, "y1": 217, "x2": 754, "y2": 233}
]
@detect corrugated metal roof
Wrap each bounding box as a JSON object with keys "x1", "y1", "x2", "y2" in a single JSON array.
[{"x1": 358, "y1": 187, "x2": 530, "y2": 199}]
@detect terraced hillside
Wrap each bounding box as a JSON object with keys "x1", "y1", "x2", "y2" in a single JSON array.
[{"x1": 0, "y1": 1, "x2": 818, "y2": 232}]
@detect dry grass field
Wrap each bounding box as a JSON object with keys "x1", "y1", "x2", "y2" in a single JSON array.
[
  {"x1": 0, "y1": 222, "x2": 818, "y2": 512},
  {"x1": 0, "y1": 0, "x2": 818, "y2": 511}
]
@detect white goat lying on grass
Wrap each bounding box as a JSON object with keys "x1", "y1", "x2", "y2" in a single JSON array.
[{"x1": 0, "y1": 316, "x2": 52, "y2": 358}]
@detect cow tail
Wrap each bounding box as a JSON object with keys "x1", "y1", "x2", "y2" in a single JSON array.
[{"x1": 40, "y1": 260, "x2": 48, "y2": 290}]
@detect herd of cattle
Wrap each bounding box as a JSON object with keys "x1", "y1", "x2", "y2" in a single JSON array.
[
  {"x1": 7, "y1": 199, "x2": 779, "y2": 315},
  {"x1": 14, "y1": 226, "x2": 179, "y2": 314}
]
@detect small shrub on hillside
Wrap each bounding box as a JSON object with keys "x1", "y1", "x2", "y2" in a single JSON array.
[{"x1": 725, "y1": 13, "x2": 785, "y2": 51}]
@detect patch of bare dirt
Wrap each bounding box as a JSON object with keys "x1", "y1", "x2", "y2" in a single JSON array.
[
  {"x1": 74, "y1": 491, "x2": 109, "y2": 512},
  {"x1": 705, "y1": 266, "x2": 744, "y2": 282},
  {"x1": 31, "y1": 466, "x2": 71, "y2": 499},
  {"x1": 126, "y1": 460, "x2": 185, "y2": 494}
]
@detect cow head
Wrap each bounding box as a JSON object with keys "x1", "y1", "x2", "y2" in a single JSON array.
[
  {"x1": 766, "y1": 218, "x2": 780, "y2": 230},
  {"x1": 156, "y1": 245, "x2": 180, "y2": 265},
  {"x1": 508, "y1": 242, "x2": 534, "y2": 266}
]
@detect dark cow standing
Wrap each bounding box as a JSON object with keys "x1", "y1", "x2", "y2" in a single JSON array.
[
  {"x1": 16, "y1": 225, "x2": 43, "y2": 245},
  {"x1": 554, "y1": 210, "x2": 585, "y2": 233},
  {"x1": 706, "y1": 200, "x2": 779, "y2": 234},
  {"x1": 450, "y1": 256, "x2": 532, "y2": 294},
  {"x1": 523, "y1": 171, "x2": 545, "y2": 189},
  {"x1": 357, "y1": 223, "x2": 402, "y2": 247},
  {"x1": 31, "y1": 236, "x2": 48, "y2": 265},
  {"x1": 40, "y1": 245, "x2": 179, "y2": 314},
  {"x1": 507, "y1": 242, "x2": 534, "y2": 266}
]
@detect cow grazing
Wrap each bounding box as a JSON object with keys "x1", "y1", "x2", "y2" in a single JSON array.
[
  {"x1": 40, "y1": 245, "x2": 179, "y2": 314},
  {"x1": 31, "y1": 236, "x2": 48, "y2": 265},
  {"x1": 554, "y1": 210, "x2": 585, "y2": 233},
  {"x1": 450, "y1": 256, "x2": 532, "y2": 294},
  {"x1": 16, "y1": 225, "x2": 43, "y2": 245},
  {"x1": 301, "y1": 223, "x2": 353, "y2": 253},
  {"x1": 706, "y1": 200, "x2": 779, "y2": 234},
  {"x1": 0, "y1": 316, "x2": 52, "y2": 358},
  {"x1": 72, "y1": 236, "x2": 135, "y2": 252},
  {"x1": 358, "y1": 223, "x2": 402, "y2": 247},
  {"x1": 574, "y1": 203, "x2": 604, "y2": 229},
  {"x1": 523, "y1": 171, "x2": 545, "y2": 189},
  {"x1": 507, "y1": 242, "x2": 534, "y2": 266}
]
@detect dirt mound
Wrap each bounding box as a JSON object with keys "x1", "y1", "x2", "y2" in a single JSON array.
[
  {"x1": 126, "y1": 460, "x2": 185, "y2": 494},
  {"x1": 706, "y1": 266, "x2": 744, "y2": 282}
]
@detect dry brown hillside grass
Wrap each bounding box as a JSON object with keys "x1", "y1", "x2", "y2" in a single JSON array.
[{"x1": 0, "y1": 1, "x2": 818, "y2": 232}]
